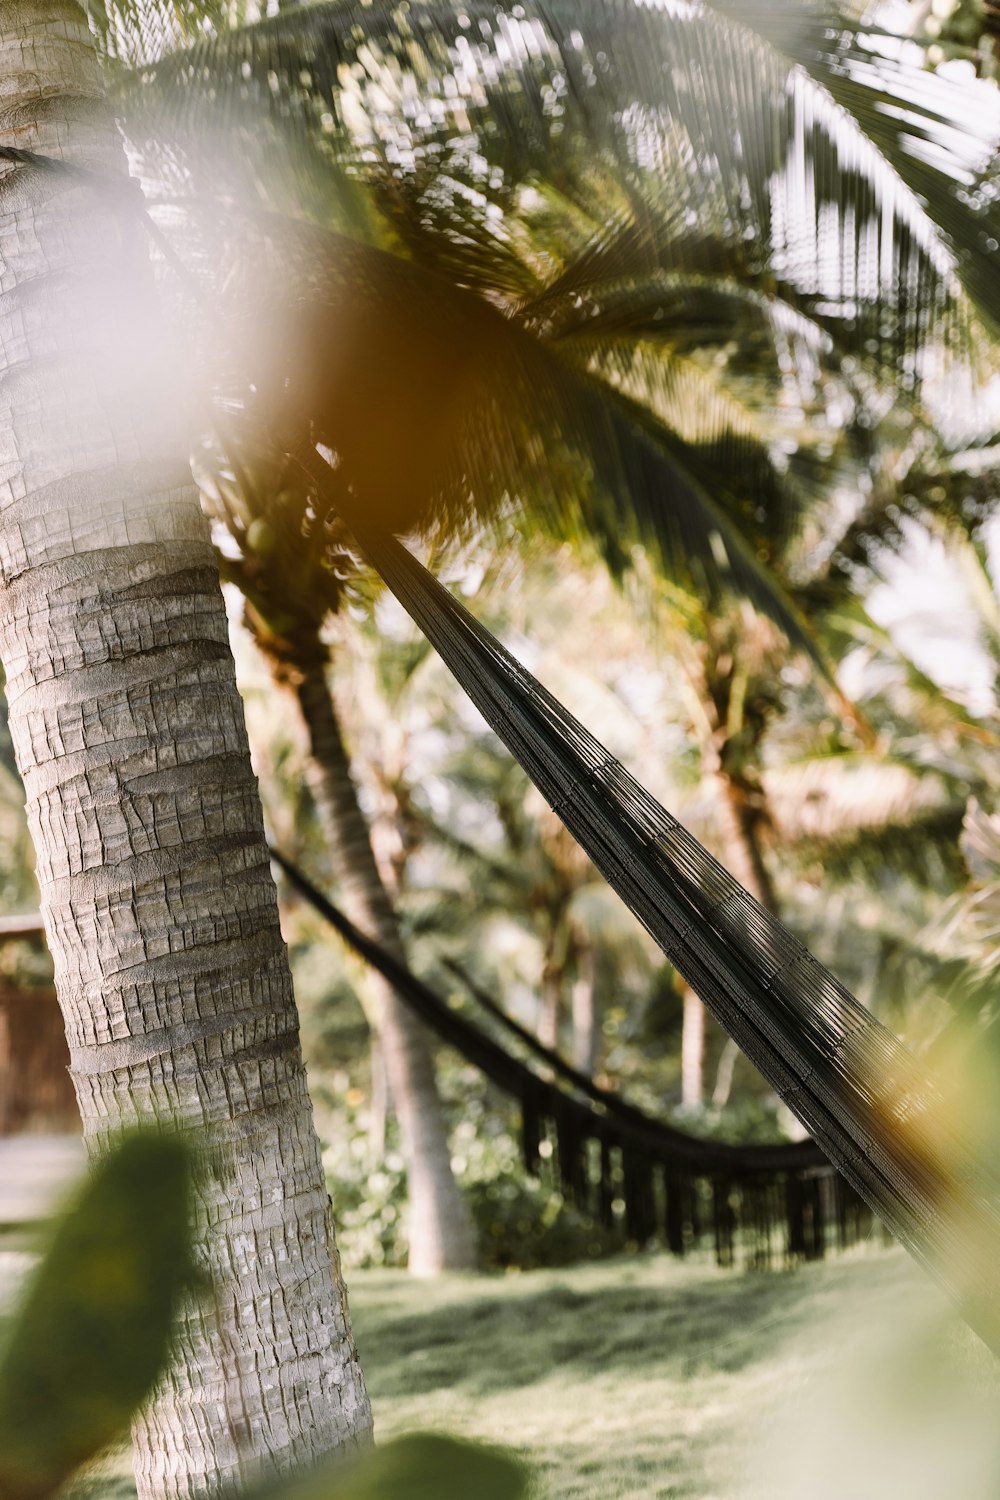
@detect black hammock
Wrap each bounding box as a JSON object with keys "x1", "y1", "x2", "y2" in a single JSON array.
[
  {"x1": 334, "y1": 529, "x2": 1000, "y2": 1355},
  {"x1": 272, "y1": 848, "x2": 867, "y2": 1268}
]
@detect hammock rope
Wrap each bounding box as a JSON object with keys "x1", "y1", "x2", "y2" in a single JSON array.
[
  {"x1": 340, "y1": 529, "x2": 1000, "y2": 1353},
  {"x1": 271, "y1": 848, "x2": 862, "y2": 1265}
]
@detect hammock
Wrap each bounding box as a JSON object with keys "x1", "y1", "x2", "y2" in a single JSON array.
[
  {"x1": 272, "y1": 848, "x2": 866, "y2": 1267},
  {"x1": 334, "y1": 529, "x2": 1000, "y2": 1354}
]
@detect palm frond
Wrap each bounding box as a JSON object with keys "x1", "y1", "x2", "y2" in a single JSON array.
[
  {"x1": 911, "y1": 801, "x2": 1000, "y2": 1018},
  {"x1": 792, "y1": 805, "x2": 967, "y2": 885},
  {"x1": 108, "y1": 0, "x2": 1000, "y2": 663},
  {"x1": 766, "y1": 751, "x2": 956, "y2": 842},
  {"x1": 576, "y1": 340, "x2": 847, "y2": 560},
  {"x1": 961, "y1": 797, "x2": 1000, "y2": 886},
  {"x1": 173, "y1": 206, "x2": 832, "y2": 654},
  {"x1": 119, "y1": 0, "x2": 1000, "y2": 381},
  {"x1": 706, "y1": 0, "x2": 1000, "y2": 329}
]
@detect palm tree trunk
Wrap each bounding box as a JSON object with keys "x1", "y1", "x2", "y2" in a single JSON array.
[
  {"x1": 0, "y1": 7, "x2": 371, "y2": 1493},
  {"x1": 539, "y1": 943, "x2": 564, "y2": 1051},
  {"x1": 295, "y1": 661, "x2": 476, "y2": 1274},
  {"x1": 713, "y1": 773, "x2": 779, "y2": 913},
  {"x1": 680, "y1": 771, "x2": 777, "y2": 1113},
  {"x1": 570, "y1": 931, "x2": 597, "y2": 1077},
  {"x1": 680, "y1": 986, "x2": 706, "y2": 1109},
  {"x1": 704, "y1": 770, "x2": 779, "y2": 1112}
]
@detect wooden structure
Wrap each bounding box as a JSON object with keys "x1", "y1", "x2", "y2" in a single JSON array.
[{"x1": 0, "y1": 915, "x2": 77, "y2": 1135}]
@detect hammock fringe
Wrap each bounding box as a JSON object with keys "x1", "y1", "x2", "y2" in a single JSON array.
[{"x1": 272, "y1": 848, "x2": 868, "y2": 1269}]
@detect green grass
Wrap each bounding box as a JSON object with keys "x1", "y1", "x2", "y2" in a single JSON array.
[
  {"x1": 63, "y1": 1245, "x2": 1000, "y2": 1499},
  {"x1": 349, "y1": 1247, "x2": 938, "y2": 1499}
]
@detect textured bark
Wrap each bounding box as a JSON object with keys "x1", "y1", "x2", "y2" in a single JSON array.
[
  {"x1": 0, "y1": 5, "x2": 371, "y2": 1493},
  {"x1": 295, "y1": 661, "x2": 476, "y2": 1274}
]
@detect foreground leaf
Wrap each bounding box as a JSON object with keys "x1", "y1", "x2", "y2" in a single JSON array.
[
  {"x1": 258, "y1": 1433, "x2": 529, "y2": 1500},
  {"x1": 0, "y1": 1133, "x2": 192, "y2": 1500}
]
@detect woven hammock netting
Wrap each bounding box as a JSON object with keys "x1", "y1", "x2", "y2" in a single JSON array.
[
  {"x1": 335, "y1": 530, "x2": 1000, "y2": 1354},
  {"x1": 273, "y1": 849, "x2": 867, "y2": 1271}
]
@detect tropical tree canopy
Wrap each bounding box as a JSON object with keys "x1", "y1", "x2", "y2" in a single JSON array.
[
  {"x1": 78, "y1": 0, "x2": 1000, "y2": 649},
  {"x1": 72, "y1": 0, "x2": 1000, "y2": 1329}
]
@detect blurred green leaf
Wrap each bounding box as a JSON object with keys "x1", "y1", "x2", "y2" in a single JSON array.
[
  {"x1": 256, "y1": 1433, "x2": 528, "y2": 1500},
  {"x1": 0, "y1": 1133, "x2": 193, "y2": 1500}
]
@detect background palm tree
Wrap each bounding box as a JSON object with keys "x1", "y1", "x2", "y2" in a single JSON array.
[
  {"x1": 153, "y1": 0, "x2": 917, "y2": 1277},
  {"x1": 339, "y1": 524, "x2": 986, "y2": 1102},
  {"x1": 240, "y1": 586, "x2": 477, "y2": 1273},
  {"x1": 189, "y1": 185, "x2": 862, "y2": 1258},
  {"x1": 648, "y1": 420, "x2": 1000, "y2": 1107},
  {"x1": 138, "y1": 0, "x2": 1000, "y2": 1283}
]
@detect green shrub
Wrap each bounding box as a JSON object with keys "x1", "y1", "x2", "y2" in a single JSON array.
[
  {"x1": 466, "y1": 1172, "x2": 620, "y2": 1270},
  {"x1": 325, "y1": 1148, "x2": 410, "y2": 1270},
  {"x1": 321, "y1": 1080, "x2": 633, "y2": 1272},
  {"x1": 320, "y1": 1097, "x2": 410, "y2": 1269}
]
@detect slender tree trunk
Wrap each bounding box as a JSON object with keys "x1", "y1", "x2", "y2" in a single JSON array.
[
  {"x1": 711, "y1": 1035, "x2": 739, "y2": 1110},
  {"x1": 679, "y1": 767, "x2": 777, "y2": 1113},
  {"x1": 0, "y1": 9, "x2": 371, "y2": 1493},
  {"x1": 295, "y1": 661, "x2": 476, "y2": 1274},
  {"x1": 539, "y1": 943, "x2": 563, "y2": 1052},
  {"x1": 703, "y1": 769, "x2": 779, "y2": 1112},
  {"x1": 570, "y1": 932, "x2": 597, "y2": 1077},
  {"x1": 713, "y1": 773, "x2": 779, "y2": 913},
  {"x1": 368, "y1": 1037, "x2": 389, "y2": 1158},
  {"x1": 0, "y1": 1003, "x2": 10, "y2": 1134},
  {"x1": 680, "y1": 986, "x2": 705, "y2": 1109}
]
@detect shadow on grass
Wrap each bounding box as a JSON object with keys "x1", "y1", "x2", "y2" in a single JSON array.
[{"x1": 352, "y1": 1251, "x2": 903, "y2": 1400}]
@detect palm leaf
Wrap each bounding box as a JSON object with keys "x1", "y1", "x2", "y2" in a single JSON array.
[
  {"x1": 108, "y1": 0, "x2": 999, "y2": 665},
  {"x1": 706, "y1": 0, "x2": 1000, "y2": 329},
  {"x1": 766, "y1": 751, "x2": 957, "y2": 841},
  {"x1": 180, "y1": 210, "x2": 835, "y2": 654},
  {"x1": 120, "y1": 0, "x2": 1000, "y2": 375}
]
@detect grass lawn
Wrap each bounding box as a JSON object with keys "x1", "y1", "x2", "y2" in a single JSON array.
[
  {"x1": 57, "y1": 1242, "x2": 1000, "y2": 1500},
  {"x1": 350, "y1": 1247, "x2": 997, "y2": 1499}
]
